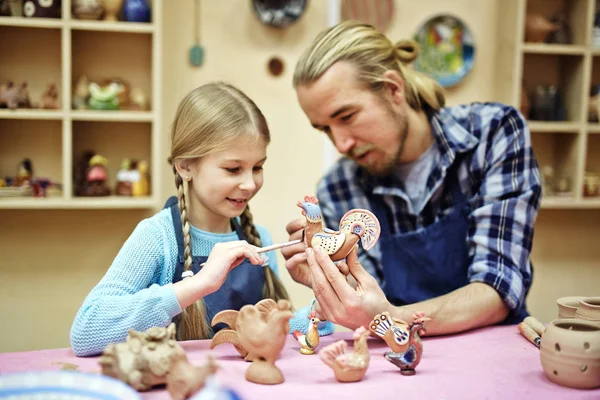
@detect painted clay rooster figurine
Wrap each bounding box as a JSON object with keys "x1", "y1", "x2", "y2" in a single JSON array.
[
  {"x1": 319, "y1": 326, "x2": 371, "y2": 382},
  {"x1": 297, "y1": 196, "x2": 381, "y2": 261},
  {"x1": 369, "y1": 311, "x2": 431, "y2": 375},
  {"x1": 236, "y1": 299, "x2": 294, "y2": 385},
  {"x1": 209, "y1": 298, "x2": 279, "y2": 361},
  {"x1": 292, "y1": 314, "x2": 320, "y2": 355}
]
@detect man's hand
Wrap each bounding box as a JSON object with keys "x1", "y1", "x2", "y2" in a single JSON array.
[
  {"x1": 281, "y1": 218, "x2": 312, "y2": 288},
  {"x1": 306, "y1": 245, "x2": 392, "y2": 330}
]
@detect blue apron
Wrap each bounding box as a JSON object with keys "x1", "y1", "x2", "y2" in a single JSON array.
[
  {"x1": 371, "y1": 165, "x2": 528, "y2": 325},
  {"x1": 164, "y1": 196, "x2": 265, "y2": 335}
]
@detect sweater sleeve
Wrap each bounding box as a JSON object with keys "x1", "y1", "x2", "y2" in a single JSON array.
[{"x1": 70, "y1": 219, "x2": 182, "y2": 356}]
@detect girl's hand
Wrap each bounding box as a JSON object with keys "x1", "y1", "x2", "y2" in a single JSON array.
[{"x1": 198, "y1": 240, "x2": 266, "y2": 293}]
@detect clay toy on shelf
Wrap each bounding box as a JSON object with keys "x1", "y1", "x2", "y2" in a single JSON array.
[
  {"x1": 115, "y1": 158, "x2": 137, "y2": 196},
  {"x1": 132, "y1": 160, "x2": 150, "y2": 196},
  {"x1": 39, "y1": 83, "x2": 60, "y2": 109},
  {"x1": 88, "y1": 82, "x2": 120, "y2": 110},
  {"x1": 296, "y1": 195, "x2": 381, "y2": 261},
  {"x1": 72, "y1": 0, "x2": 104, "y2": 20},
  {"x1": 319, "y1": 326, "x2": 371, "y2": 383},
  {"x1": 80, "y1": 154, "x2": 111, "y2": 196},
  {"x1": 292, "y1": 314, "x2": 320, "y2": 355},
  {"x1": 0, "y1": 81, "x2": 32, "y2": 109},
  {"x1": 237, "y1": 299, "x2": 294, "y2": 385},
  {"x1": 210, "y1": 298, "x2": 281, "y2": 361},
  {"x1": 73, "y1": 76, "x2": 90, "y2": 110},
  {"x1": 14, "y1": 158, "x2": 33, "y2": 187},
  {"x1": 368, "y1": 311, "x2": 431, "y2": 376},
  {"x1": 99, "y1": 323, "x2": 218, "y2": 399}
]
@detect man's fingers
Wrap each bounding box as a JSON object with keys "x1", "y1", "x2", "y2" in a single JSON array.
[
  {"x1": 306, "y1": 247, "x2": 337, "y2": 318},
  {"x1": 285, "y1": 218, "x2": 305, "y2": 235},
  {"x1": 313, "y1": 247, "x2": 355, "y2": 300},
  {"x1": 337, "y1": 260, "x2": 350, "y2": 276},
  {"x1": 346, "y1": 246, "x2": 372, "y2": 282}
]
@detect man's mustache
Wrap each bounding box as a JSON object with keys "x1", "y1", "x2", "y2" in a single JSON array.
[{"x1": 346, "y1": 144, "x2": 376, "y2": 158}]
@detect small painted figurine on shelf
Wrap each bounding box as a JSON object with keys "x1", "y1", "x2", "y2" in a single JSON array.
[
  {"x1": 80, "y1": 154, "x2": 111, "y2": 196},
  {"x1": 74, "y1": 150, "x2": 95, "y2": 196},
  {"x1": 39, "y1": 83, "x2": 60, "y2": 109},
  {"x1": 99, "y1": 323, "x2": 219, "y2": 399},
  {"x1": 73, "y1": 76, "x2": 90, "y2": 110},
  {"x1": 292, "y1": 313, "x2": 320, "y2": 355},
  {"x1": 132, "y1": 160, "x2": 149, "y2": 196},
  {"x1": 368, "y1": 311, "x2": 431, "y2": 376},
  {"x1": 319, "y1": 326, "x2": 371, "y2": 382},
  {"x1": 128, "y1": 86, "x2": 148, "y2": 111},
  {"x1": 115, "y1": 158, "x2": 136, "y2": 196},
  {"x1": 296, "y1": 195, "x2": 381, "y2": 261},
  {"x1": 88, "y1": 82, "x2": 120, "y2": 110},
  {"x1": 237, "y1": 299, "x2": 294, "y2": 385},
  {"x1": 72, "y1": 0, "x2": 104, "y2": 20},
  {"x1": 14, "y1": 158, "x2": 33, "y2": 186},
  {"x1": 0, "y1": 81, "x2": 32, "y2": 109}
]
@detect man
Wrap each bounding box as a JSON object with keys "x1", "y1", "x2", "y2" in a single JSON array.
[{"x1": 281, "y1": 21, "x2": 541, "y2": 336}]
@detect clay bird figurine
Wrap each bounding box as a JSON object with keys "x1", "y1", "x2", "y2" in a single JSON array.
[
  {"x1": 297, "y1": 195, "x2": 381, "y2": 261},
  {"x1": 319, "y1": 326, "x2": 371, "y2": 382},
  {"x1": 209, "y1": 298, "x2": 279, "y2": 361},
  {"x1": 369, "y1": 311, "x2": 431, "y2": 376},
  {"x1": 236, "y1": 299, "x2": 294, "y2": 385},
  {"x1": 292, "y1": 315, "x2": 320, "y2": 355}
]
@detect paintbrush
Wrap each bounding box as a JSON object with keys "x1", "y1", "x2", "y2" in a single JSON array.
[{"x1": 200, "y1": 239, "x2": 302, "y2": 267}]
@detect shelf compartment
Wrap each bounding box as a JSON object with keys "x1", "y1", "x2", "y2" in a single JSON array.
[
  {"x1": 522, "y1": 53, "x2": 585, "y2": 122},
  {"x1": 0, "y1": 119, "x2": 62, "y2": 187},
  {"x1": 0, "y1": 26, "x2": 62, "y2": 110},
  {"x1": 0, "y1": 16, "x2": 62, "y2": 29},
  {"x1": 72, "y1": 121, "x2": 152, "y2": 198},
  {"x1": 69, "y1": 20, "x2": 153, "y2": 33},
  {"x1": 71, "y1": 30, "x2": 152, "y2": 112},
  {"x1": 531, "y1": 131, "x2": 580, "y2": 200},
  {"x1": 586, "y1": 55, "x2": 600, "y2": 123},
  {"x1": 524, "y1": 0, "x2": 589, "y2": 46}
]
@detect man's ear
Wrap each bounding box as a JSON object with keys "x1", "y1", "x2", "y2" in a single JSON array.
[
  {"x1": 174, "y1": 159, "x2": 194, "y2": 180},
  {"x1": 382, "y1": 70, "x2": 405, "y2": 106}
]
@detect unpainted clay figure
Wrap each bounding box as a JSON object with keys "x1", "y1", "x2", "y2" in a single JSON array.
[
  {"x1": 368, "y1": 311, "x2": 431, "y2": 376},
  {"x1": 40, "y1": 83, "x2": 59, "y2": 109},
  {"x1": 0, "y1": 81, "x2": 32, "y2": 109},
  {"x1": 297, "y1": 195, "x2": 381, "y2": 261},
  {"x1": 319, "y1": 326, "x2": 371, "y2": 382},
  {"x1": 292, "y1": 314, "x2": 320, "y2": 355},
  {"x1": 237, "y1": 299, "x2": 294, "y2": 385},
  {"x1": 210, "y1": 298, "x2": 280, "y2": 361},
  {"x1": 99, "y1": 323, "x2": 218, "y2": 399}
]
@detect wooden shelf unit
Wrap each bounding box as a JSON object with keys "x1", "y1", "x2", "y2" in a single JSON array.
[
  {"x1": 496, "y1": 0, "x2": 600, "y2": 208},
  {"x1": 0, "y1": 0, "x2": 162, "y2": 210}
]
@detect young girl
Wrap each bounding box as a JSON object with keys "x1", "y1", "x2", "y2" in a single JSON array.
[{"x1": 70, "y1": 82, "x2": 331, "y2": 357}]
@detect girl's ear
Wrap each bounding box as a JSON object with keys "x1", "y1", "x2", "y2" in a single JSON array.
[{"x1": 174, "y1": 160, "x2": 194, "y2": 180}]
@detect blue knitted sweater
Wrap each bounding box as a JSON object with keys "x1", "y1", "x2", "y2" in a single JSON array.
[{"x1": 70, "y1": 208, "x2": 333, "y2": 356}]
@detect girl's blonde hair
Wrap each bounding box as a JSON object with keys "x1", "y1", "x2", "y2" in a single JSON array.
[
  {"x1": 293, "y1": 20, "x2": 445, "y2": 112},
  {"x1": 167, "y1": 82, "x2": 290, "y2": 341}
]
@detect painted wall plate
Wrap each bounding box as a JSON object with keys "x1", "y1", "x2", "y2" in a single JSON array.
[
  {"x1": 0, "y1": 371, "x2": 141, "y2": 400},
  {"x1": 412, "y1": 14, "x2": 475, "y2": 88},
  {"x1": 251, "y1": 0, "x2": 308, "y2": 28}
]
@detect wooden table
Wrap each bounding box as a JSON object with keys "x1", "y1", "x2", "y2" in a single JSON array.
[{"x1": 0, "y1": 325, "x2": 598, "y2": 399}]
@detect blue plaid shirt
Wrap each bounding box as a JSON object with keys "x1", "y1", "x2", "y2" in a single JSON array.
[{"x1": 316, "y1": 102, "x2": 542, "y2": 314}]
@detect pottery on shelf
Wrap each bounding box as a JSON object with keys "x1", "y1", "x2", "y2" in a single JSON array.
[
  {"x1": 102, "y1": 0, "x2": 123, "y2": 21},
  {"x1": 540, "y1": 318, "x2": 600, "y2": 390},
  {"x1": 525, "y1": 13, "x2": 559, "y2": 43},
  {"x1": 123, "y1": 0, "x2": 150, "y2": 22}
]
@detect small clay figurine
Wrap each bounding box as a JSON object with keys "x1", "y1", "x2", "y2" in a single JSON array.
[
  {"x1": 82, "y1": 154, "x2": 110, "y2": 196},
  {"x1": 525, "y1": 13, "x2": 559, "y2": 43},
  {"x1": 100, "y1": 323, "x2": 218, "y2": 398},
  {"x1": 0, "y1": 81, "x2": 32, "y2": 109},
  {"x1": 115, "y1": 158, "x2": 135, "y2": 196},
  {"x1": 39, "y1": 83, "x2": 59, "y2": 109},
  {"x1": 132, "y1": 160, "x2": 149, "y2": 196},
  {"x1": 14, "y1": 158, "x2": 33, "y2": 186},
  {"x1": 88, "y1": 81, "x2": 120, "y2": 110},
  {"x1": 319, "y1": 326, "x2": 371, "y2": 382},
  {"x1": 236, "y1": 299, "x2": 294, "y2": 385},
  {"x1": 292, "y1": 314, "x2": 320, "y2": 355},
  {"x1": 128, "y1": 86, "x2": 148, "y2": 110},
  {"x1": 210, "y1": 298, "x2": 280, "y2": 361},
  {"x1": 73, "y1": 76, "x2": 90, "y2": 110},
  {"x1": 369, "y1": 311, "x2": 431, "y2": 376},
  {"x1": 297, "y1": 195, "x2": 381, "y2": 261}
]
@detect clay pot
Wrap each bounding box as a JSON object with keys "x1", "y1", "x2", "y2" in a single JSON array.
[
  {"x1": 525, "y1": 13, "x2": 559, "y2": 43},
  {"x1": 557, "y1": 296, "x2": 584, "y2": 318},
  {"x1": 540, "y1": 318, "x2": 600, "y2": 389},
  {"x1": 576, "y1": 298, "x2": 600, "y2": 322}
]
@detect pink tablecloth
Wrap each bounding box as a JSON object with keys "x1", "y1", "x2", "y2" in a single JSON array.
[{"x1": 0, "y1": 325, "x2": 598, "y2": 399}]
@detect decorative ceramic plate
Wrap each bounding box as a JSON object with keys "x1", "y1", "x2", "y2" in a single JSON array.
[
  {"x1": 0, "y1": 371, "x2": 141, "y2": 400},
  {"x1": 412, "y1": 14, "x2": 475, "y2": 88},
  {"x1": 251, "y1": 0, "x2": 308, "y2": 28}
]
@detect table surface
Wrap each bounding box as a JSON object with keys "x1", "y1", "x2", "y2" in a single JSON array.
[{"x1": 0, "y1": 325, "x2": 598, "y2": 400}]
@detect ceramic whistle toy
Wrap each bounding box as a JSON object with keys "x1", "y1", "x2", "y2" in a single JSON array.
[
  {"x1": 319, "y1": 326, "x2": 371, "y2": 382},
  {"x1": 369, "y1": 311, "x2": 431, "y2": 376},
  {"x1": 292, "y1": 314, "x2": 320, "y2": 355},
  {"x1": 297, "y1": 195, "x2": 381, "y2": 261}
]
